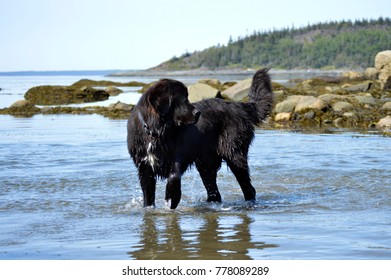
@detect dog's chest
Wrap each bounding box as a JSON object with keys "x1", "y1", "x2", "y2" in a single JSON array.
[{"x1": 143, "y1": 142, "x2": 158, "y2": 171}]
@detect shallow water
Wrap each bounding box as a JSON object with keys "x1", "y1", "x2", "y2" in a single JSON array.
[{"x1": 1, "y1": 114, "x2": 390, "y2": 260}]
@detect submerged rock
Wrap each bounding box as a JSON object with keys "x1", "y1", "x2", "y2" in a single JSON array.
[{"x1": 105, "y1": 86, "x2": 123, "y2": 96}]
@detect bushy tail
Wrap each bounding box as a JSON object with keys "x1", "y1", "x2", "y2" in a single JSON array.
[{"x1": 248, "y1": 68, "x2": 274, "y2": 124}]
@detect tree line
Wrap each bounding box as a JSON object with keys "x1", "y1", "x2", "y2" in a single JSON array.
[{"x1": 156, "y1": 17, "x2": 391, "y2": 70}]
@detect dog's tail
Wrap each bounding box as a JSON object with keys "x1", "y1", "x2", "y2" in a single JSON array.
[{"x1": 248, "y1": 68, "x2": 274, "y2": 124}]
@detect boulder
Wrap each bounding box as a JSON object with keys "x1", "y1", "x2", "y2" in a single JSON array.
[
  {"x1": 343, "y1": 81, "x2": 372, "y2": 92},
  {"x1": 332, "y1": 101, "x2": 354, "y2": 113},
  {"x1": 376, "y1": 116, "x2": 391, "y2": 129},
  {"x1": 375, "y1": 50, "x2": 391, "y2": 90},
  {"x1": 380, "y1": 74, "x2": 391, "y2": 90},
  {"x1": 375, "y1": 50, "x2": 391, "y2": 70},
  {"x1": 354, "y1": 95, "x2": 377, "y2": 106},
  {"x1": 10, "y1": 100, "x2": 35, "y2": 108},
  {"x1": 108, "y1": 101, "x2": 132, "y2": 111},
  {"x1": 275, "y1": 112, "x2": 291, "y2": 122},
  {"x1": 318, "y1": 94, "x2": 348, "y2": 103},
  {"x1": 275, "y1": 95, "x2": 303, "y2": 113},
  {"x1": 294, "y1": 96, "x2": 328, "y2": 113},
  {"x1": 364, "y1": 67, "x2": 379, "y2": 80},
  {"x1": 105, "y1": 86, "x2": 123, "y2": 96},
  {"x1": 381, "y1": 101, "x2": 391, "y2": 111},
  {"x1": 221, "y1": 78, "x2": 252, "y2": 101},
  {"x1": 341, "y1": 71, "x2": 363, "y2": 80},
  {"x1": 7, "y1": 99, "x2": 41, "y2": 116},
  {"x1": 187, "y1": 83, "x2": 221, "y2": 103},
  {"x1": 25, "y1": 85, "x2": 109, "y2": 105}
]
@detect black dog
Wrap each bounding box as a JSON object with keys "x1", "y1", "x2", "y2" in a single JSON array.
[{"x1": 127, "y1": 68, "x2": 274, "y2": 209}]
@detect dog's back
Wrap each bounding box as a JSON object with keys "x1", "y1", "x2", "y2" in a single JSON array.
[{"x1": 191, "y1": 68, "x2": 273, "y2": 162}]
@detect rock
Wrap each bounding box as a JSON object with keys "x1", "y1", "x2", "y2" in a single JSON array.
[
  {"x1": 25, "y1": 85, "x2": 109, "y2": 105},
  {"x1": 198, "y1": 78, "x2": 221, "y2": 89},
  {"x1": 187, "y1": 83, "x2": 221, "y2": 103},
  {"x1": 341, "y1": 71, "x2": 363, "y2": 80},
  {"x1": 343, "y1": 81, "x2": 372, "y2": 92},
  {"x1": 376, "y1": 116, "x2": 391, "y2": 129},
  {"x1": 105, "y1": 86, "x2": 123, "y2": 96},
  {"x1": 318, "y1": 94, "x2": 348, "y2": 103},
  {"x1": 375, "y1": 50, "x2": 391, "y2": 90},
  {"x1": 381, "y1": 101, "x2": 391, "y2": 111},
  {"x1": 10, "y1": 100, "x2": 34, "y2": 108},
  {"x1": 375, "y1": 50, "x2": 391, "y2": 70},
  {"x1": 332, "y1": 101, "x2": 354, "y2": 112},
  {"x1": 221, "y1": 81, "x2": 237, "y2": 91},
  {"x1": 138, "y1": 81, "x2": 157, "y2": 93},
  {"x1": 294, "y1": 96, "x2": 328, "y2": 113},
  {"x1": 364, "y1": 67, "x2": 379, "y2": 80},
  {"x1": 343, "y1": 112, "x2": 357, "y2": 118},
  {"x1": 6, "y1": 99, "x2": 41, "y2": 116},
  {"x1": 275, "y1": 112, "x2": 291, "y2": 122},
  {"x1": 221, "y1": 78, "x2": 252, "y2": 101},
  {"x1": 304, "y1": 111, "x2": 315, "y2": 120},
  {"x1": 274, "y1": 95, "x2": 303, "y2": 113},
  {"x1": 108, "y1": 101, "x2": 132, "y2": 111},
  {"x1": 71, "y1": 79, "x2": 145, "y2": 87},
  {"x1": 354, "y1": 96, "x2": 377, "y2": 106},
  {"x1": 381, "y1": 75, "x2": 391, "y2": 91}
]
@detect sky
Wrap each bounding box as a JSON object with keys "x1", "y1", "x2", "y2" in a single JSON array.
[{"x1": 0, "y1": 0, "x2": 389, "y2": 71}]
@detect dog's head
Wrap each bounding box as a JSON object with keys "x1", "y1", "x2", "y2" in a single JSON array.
[{"x1": 147, "y1": 79, "x2": 200, "y2": 126}]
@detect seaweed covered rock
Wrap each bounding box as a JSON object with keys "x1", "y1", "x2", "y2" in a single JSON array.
[
  {"x1": 71, "y1": 79, "x2": 145, "y2": 87},
  {"x1": 0, "y1": 100, "x2": 41, "y2": 117},
  {"x1": 105, "y1": 86, "x2": 123, "y2": 96},
  {"x1": 25, "y1": 85, "x2": 109, "y2": 105}
]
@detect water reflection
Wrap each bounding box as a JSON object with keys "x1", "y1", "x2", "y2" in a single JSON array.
[{"x1": 128, "y1": 212, "x2": 278, "y2": 260}]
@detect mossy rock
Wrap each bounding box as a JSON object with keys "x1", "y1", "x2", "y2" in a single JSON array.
[
  {"x1": 0, "y1": 100, "x2": 41, "y2": 117},
  {"x1": 25, "y1": 85, "x2": 110, "y2": 105},
  {"x1": 71, "y1": 79, "x2": 145, "y2": 87}
]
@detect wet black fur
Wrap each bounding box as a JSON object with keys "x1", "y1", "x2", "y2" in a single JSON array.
[{"x1": 127, "y1": 68, "x2": 274, "y2": 209}]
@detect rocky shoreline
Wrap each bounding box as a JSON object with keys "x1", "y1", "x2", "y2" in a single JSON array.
[{"x1": 1, "y1": 51, "x2": 391, "y2": 135}]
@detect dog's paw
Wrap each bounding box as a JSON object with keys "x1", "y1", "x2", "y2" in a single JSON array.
[{"x1": 206, "y1": 192, "x2": 222, "y2": 203}]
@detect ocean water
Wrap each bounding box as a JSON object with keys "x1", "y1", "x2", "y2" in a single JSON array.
[{"x1": 0, "y1": 73, "x2": 390, "y2": 260}]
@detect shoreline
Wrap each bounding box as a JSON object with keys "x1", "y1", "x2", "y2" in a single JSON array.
[
  {"x1": 107, "y1": 68, "x2": 348, "y2": 77},
  {"x1": 0, "y1": 68, "x2": 350, "y2": 78}
]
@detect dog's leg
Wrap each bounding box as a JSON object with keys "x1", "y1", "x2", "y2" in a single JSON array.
[
  {"x1": 196, "y1": 159, "x2": 222, "y2": 203},
  {"x1": 165, "y1": 161, "x2": 182, "y2": 209},
  {"x1": 138, "y1": 163, "x2": 156, "y2": 207},
  {"x1": 226, "y1": 160, "x2": 256, "y2": 201}
]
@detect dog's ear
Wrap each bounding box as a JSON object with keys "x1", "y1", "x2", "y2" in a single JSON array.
[
  {"x1": 148, "y1": 81, "x2": 171, "y2": 116},
  {"x1": 149, "y1": 94, "x2": 170, "y2": 116}
]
